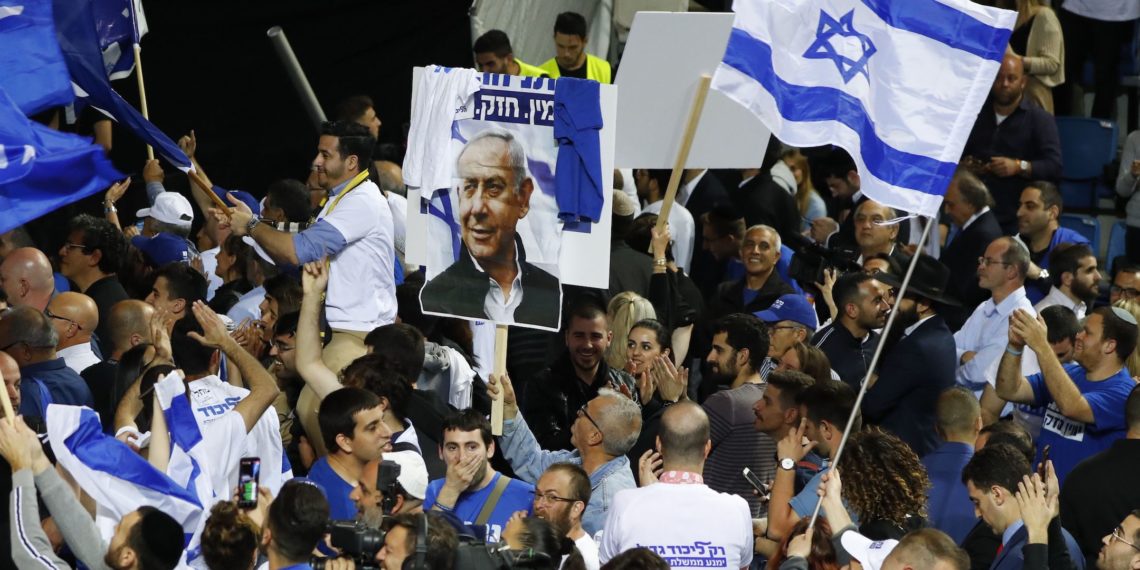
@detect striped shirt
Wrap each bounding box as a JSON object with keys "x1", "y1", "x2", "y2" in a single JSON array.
[{"x1": 701, "y1": 382, "x2": 777, "y2": 517}]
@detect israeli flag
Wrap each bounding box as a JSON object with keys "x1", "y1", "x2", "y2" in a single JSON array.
[
  {"x1": 45, "y1": 404, "x2": 204, "y2": 551},
  {"x1": 711, "y1": 0, "x2": 1015, "y2": 217}
]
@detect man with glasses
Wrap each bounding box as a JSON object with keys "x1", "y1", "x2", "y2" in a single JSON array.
[
  {"x1": 0, "y1": 306, "x2": 92, "y2": 420},
  {"x1": 1109, "y1": 262, "x2": 1140, "y2": 304},
  {"x1": 533, "y1": 463, "x2": 599, "y2": 570},
  {"x1": 1095, "y1": 514, "x2": 1140, "y2": 570},
  {"x1": 755, "y1": 293, "x2": 818, "y2": 379},
  {"x1": 58, "y1": 215, "x2": 129, "y2": 344},
  {"x1": 488, "y1": 372, "x2": 639, "y2": 536},
  {"x1": 46, "y1": 292, "x2": 100, "y2": 374},
  {"x1": 955, "y1": 237, "x2": 1040, "y2": 397}
]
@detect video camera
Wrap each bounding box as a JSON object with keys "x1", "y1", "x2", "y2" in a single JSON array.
[
  {"x1": 786, "y1": 232, "x2": 861, "y2": 287},
  {"x1": 311, "y1": 520, "x2": 385, "y2": 570},
  {"x1": 455, "y1": 541, "x2": 554, "y2": 569}
]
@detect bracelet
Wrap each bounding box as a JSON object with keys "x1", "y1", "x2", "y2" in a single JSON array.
[
  {"x1": 1005, "y1": 345, "x2": 1024, "y2": 356},
  {"x1": 653, "y1": 258, "x2": 667, "y2": 267},
  {"x1": 104, "y1": 203, "x2": 117, "y2": 213},
  {"x1": 433, "y1": 502, "x2": 455, "y2": 513}
]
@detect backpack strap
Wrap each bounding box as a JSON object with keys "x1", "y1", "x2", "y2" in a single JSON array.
[{"x1": 474, "y1": 474, "x2": 512, "y2": 527}]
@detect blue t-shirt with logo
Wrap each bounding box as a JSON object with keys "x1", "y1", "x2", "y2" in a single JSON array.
[
  {"x1": 1027, "y1": 363, "x2": 1133, "y2": 483},
  {"x1": 424, "y1": 472, "x2": 534, "y2": 543}
]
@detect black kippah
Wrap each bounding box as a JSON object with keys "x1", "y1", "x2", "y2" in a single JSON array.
[{"x1": 139, "y1": 509, "x2": 185, "y2": 569}]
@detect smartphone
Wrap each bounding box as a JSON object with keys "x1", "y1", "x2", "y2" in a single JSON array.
[
  {"x1": 238, "y1": 457, "x2": 261, "y2": 509},
  {"x1": 742, "y1": 467, "x2": 769, "y2": 495},
  {"x1": 1038, "y1": 444, "x2": 1052, "y2": 478}
]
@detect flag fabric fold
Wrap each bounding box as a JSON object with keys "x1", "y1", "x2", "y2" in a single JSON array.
[
  {"x1": 711, "y1": 0, "x2": 1015, "y2": 217},
  {"x1": 0, "y1": 0, "x2": 73, "y2": 115},
  {"x1": 93, "y1": 0, "x2": 148, "y2": 80}
]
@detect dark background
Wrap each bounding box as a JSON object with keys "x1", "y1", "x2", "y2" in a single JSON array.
[{"x1": 28, "y1": 0, "x2": 474, "y2": 248}]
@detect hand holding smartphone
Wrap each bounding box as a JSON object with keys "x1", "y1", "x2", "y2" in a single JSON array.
[{"x1": 238, "y1": 457, "x2": 261, "y2": 509}]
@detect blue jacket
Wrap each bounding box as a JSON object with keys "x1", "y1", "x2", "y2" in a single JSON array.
[
  {"x1": 499, "y1": 414, "x2": 636, "y2": 536},
  {"x1": 991, "y1": 523, "x2": 1085, "y2": 570},
  {"x1": 1024, "y1": 226, "x2": 1090, "y2": 304},
  {"x1": 922, "y1": 442, "x2": 976, "y2": 544}
]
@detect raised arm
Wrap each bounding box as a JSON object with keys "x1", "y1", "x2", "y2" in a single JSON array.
[
  {"x1": 295, "y1": 260, "x2": 342, "y2": 399},
  {"x1": 995, "y1": 310, "x2": 1038, "y2": 405},
  {"x1": 1011, "y1": 309, "x2": 1093, "y2": 423}
]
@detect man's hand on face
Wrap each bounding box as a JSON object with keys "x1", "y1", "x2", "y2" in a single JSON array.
[{"x1": 443, "y1": 452, "x2": 482, "y2": 494}]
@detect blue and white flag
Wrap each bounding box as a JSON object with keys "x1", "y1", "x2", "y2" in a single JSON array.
[
  {"x1": 53, "y1": 0, "x2": 191, "y2": 170},
  {"x1": 0, "y1": 0, "x2": 74, "y2": 115},
  {"x1": 0, "y1": 86, "x2": 122, "y2": 234},
  {"x1": 46, "y1": 404, "x2": 204, "y2": 551},
  {"x1": 711, "y1": 0, "x2": 1015, "y2": 217},
  {"x1": 93, "y1": 0, "x2": 147, "y2": 79}
]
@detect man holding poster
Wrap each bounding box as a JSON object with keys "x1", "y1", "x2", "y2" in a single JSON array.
[{"x1": 420, "y1": 130, "x2": 562, "y2": 329}]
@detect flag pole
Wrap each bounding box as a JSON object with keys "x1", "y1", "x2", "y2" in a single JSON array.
[
  {"x1": 491, "y1": 324, "x2": 509, "y2": 435},
  {"x1": 806, "y1": 214, "x2": 935, "y2": 532},
  {"x1": 128, "y1": 0, "x2": 153, "y2": 161},
  {"x1": 654, "y1": 74, "x2": 712, "y2": 235}
]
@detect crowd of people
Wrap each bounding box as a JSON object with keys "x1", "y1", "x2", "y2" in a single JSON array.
[{"x1": 3, "y1": 3, "x2": 1140, "y2": 570}]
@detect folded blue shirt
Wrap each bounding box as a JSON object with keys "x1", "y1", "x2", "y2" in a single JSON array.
[{"x1": 552, "y1": 77, "x2": 604, "y2": 224}]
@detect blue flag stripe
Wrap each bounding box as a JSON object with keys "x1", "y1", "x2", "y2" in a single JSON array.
[
  {"x1": 721, "y1": 28, "x2": 956, "y2": 196},
  {"x1": 860, "y1": 0, "x2": 1011, "y2": 62}
]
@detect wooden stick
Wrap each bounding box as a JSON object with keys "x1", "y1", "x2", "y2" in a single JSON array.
[
  {"x1": 491, "y1": 324, "x2": 508, "y2": 435},
  {"x1": 133, "y1": 44, "x2": 154, "y2": 161},
  {"x1": 654, "y1": 74, "x2": 712, "y2": 233},
  {"x1": 0, "y1": 368, "x2": 15, "y2": 426},
  {"x1": 188, "y1": 168, "x2": 232, "y2": 213}
]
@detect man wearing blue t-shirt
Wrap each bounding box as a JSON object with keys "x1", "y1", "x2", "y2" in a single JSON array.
[
  {"x1": 307, "y1": 388, "x2": 391, "y2": 519},
  {"x1": 996, "y1": 305, "x2": 1138, "y2": 483},
  {"x1": 425, "y1": 409, "x2": 534, "y2": 542}
]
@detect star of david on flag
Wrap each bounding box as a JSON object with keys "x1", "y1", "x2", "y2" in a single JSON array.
[{"x1": 711, "y1": 0, "x2": 1015, "y2": 218}]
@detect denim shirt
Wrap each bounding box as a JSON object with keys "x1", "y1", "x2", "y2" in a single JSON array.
[{"x1": 500, "y1": 414, "x2": 637, "y2": 535}]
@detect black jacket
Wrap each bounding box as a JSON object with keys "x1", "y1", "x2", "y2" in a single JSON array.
[
  {"x1": 939, "y1": 209, "x2": 1002, "y2": 331},
  {"x1": 732, "y1": 173, "x2": 801, "y2": 246},
  {"x1": 862, "y1": 315, "x2": 957, "y2": 457},
  {"x1": 1060, "y1": 439, "x2": 1140, "y2": 566},
  {"x1": 707, "y1": 272, "x2": 796, "y2": 321},
  {"x1": 421, "y1": 242, "x2": 561, "y2": 329},
  {"x1": 811, "y1": 321, "x2": 879, "y2": 390},
  {"x1": 608, "y1": 241, "x2": 654, "y2": 300},
  {"x1": 520, "y1": 353, "x2": 637, "y2": 451}
]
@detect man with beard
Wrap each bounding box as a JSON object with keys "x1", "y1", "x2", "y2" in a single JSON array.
[
  {"x1": 1035, "y1": 244, "x2": 1101, "y2": 319},
  {"x1": 861, "y1": 256, "x2": 960, "y2": 456},
  {"x1": 702, "y1": 314, "x2": 777, "y2": 516},
  {"x1": 962, "y1": 54, "x2": 1062, "y2": 233},
  {"x1": 1091, "y1": 511, "x2": 1140, "y2": 570},
  {"x1": 1016, "y1": 182, "x2": 1091, "y2": 304},
  {"x1": 532, "y1": 463, "x2": 599, "y2": 570},
  {"x1": 811, "y1": 271, "x2": 889, "y2": 390},
  {"x1": 350, "y1": 450, "x2": 430, "y2": 526},
  {"x1": 425, "y1": 409, "x2": 534, "y2": 543},
  {"x1": 1, "y1": 416, "x2": 186, "y2": 570}
]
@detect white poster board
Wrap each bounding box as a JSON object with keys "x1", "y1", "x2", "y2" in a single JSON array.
[
  {"x1": 406, "y1": 68, "x2": 616, "y2": 293},
  {"x1": 615, "y1": 11, "x2": 771, "y2": 168}
]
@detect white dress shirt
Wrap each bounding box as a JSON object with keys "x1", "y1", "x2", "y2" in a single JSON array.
[
  {"x1": 57, "y1": 343, "x2": 100, "y2": 374},
  {"x1": 642, "y1": 199, "x2": 696, "y2": 273},
  {"x1": 954, "y1": 286, "x2": 1041, "y2": 394},
  {"x1": 470, "y1": 250, "x2": 525, "y2": 324},
  {"x1": 1034, "y1": 287, "x2": 1088, "y2": 320}
]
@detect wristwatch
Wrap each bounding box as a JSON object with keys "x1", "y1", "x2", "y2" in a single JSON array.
[
  {"x1": 1038, "y1": 268, "x2": 1049, "y2": 280},
  {"x1": 245, "y1": 216, "x2": 261, "y2": 235},
  {"x1": 1019, "y1": 160, "x2": 1030, "y2": 173},
  {"x1": 779, "y1": 457, "x2": 796, "y2": 471}
]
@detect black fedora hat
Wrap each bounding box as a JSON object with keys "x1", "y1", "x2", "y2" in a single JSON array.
[{"x1": 870, "y1": 255, "x2": 961, "y2": 307}]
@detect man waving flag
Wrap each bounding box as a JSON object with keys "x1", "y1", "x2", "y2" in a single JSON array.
[{"x1": 711, "y1": 0, "x2": 1015, "y2": 217}]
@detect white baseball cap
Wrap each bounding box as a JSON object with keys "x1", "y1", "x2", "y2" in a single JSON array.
[
  {"x1": 136, "y1": 192, "x2": 194, "y2": 229},
  {"x1": 841, "y1": 531, "x2": 899, "y2": 570},
  {"x1": 386, "y1": 450, "x2": 428, "y2": 500}
]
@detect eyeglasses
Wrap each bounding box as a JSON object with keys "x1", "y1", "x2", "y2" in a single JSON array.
[
  {"x1": 768, "y1": 325, "x2": 803, "y2": 333},
  {"x1": 270, "y1": 340, "x2": 295, "y2": 353},
  {"x1": 977, "y1": 257, "x2": 1012, "y2": 268},
  {"x1": 533, "y1": 492, "x2": 579, "y2": 506},
  {"x1": 1112, "y1": 526, "x2": 1140, "y2": 551},
  {"x1": 1111, "y1": 285, "x2": 1140, "y2": 299},
  {"x1": 44, "y1": 308, "x2": 83, "y2": 331},
  {"x1": 577, "y1": 404, "x2": 600, "y2": 432},
  {"x1": 62, "y1": 242, "x2": 90, "y2": 253}
]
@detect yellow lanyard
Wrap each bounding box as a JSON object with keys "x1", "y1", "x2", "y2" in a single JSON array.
[{"x1": 317, "y1": 170, "x2": 370, "y2": 220}]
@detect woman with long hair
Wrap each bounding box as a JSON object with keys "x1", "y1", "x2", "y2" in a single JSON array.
[
  {"x1": 769, "y1": 517, "x2": 840, "y2": 570},
  {"x1": 783, "y1": 149, "x2": 827, "y2": 233},
  {"x1": 604, "y1": 292, "x2": 657, "y2": 371},
  {"x1": 776, "y1": 342, "x2": 834, "y2": 386},
  {"x1": 838, "y1": 427, "x2": 931, "y2": 539}
]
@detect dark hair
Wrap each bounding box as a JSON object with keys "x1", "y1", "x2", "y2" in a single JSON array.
[
  {"x1": 1040, "y1": 305, "x2": 1080, "y2": 344},
  {"x1": 712, "y1": 313, "x2": 770, "y2": 372},
  {"x1": 153, "y1": 262, "x2": 207, "y2": 306},
  {"x1": 961, "y1": 443, "x2": 1032, "y2": 493},
  {"x1": 218, "y1": 234, "x2": 255, "y2": 284},
  {"x1": 630, "y1": 318, "x2": 672, "y2": 355},
  {"x1": 700, "y1": 204, "x2": 746, "y2": 240},
  {"x1": 767, "y1": 370, "x2": 816, "y2": 410},
  {"x1": 644, "y1": 169, "x2": 672, "y2": 197},
  {"x1": 335, "y1": 95, "x2": 374, "y2": 124},
  {"x1": 628, "y1": 214, "x2": 675, "y2": 263},
  {"x1": 170, "y1": 317, "x2": 216, "y2": 376},
  {"x1": 263, "y1": 273, "x2": 303, "y2": 317},
  {"x1": 318, "y1": 387, "x2": 383, "y2": 454},
  {"x1": 387, "y1": 513, "x2": 459, "y2": 570},
  {"x1": 266, "y1": 480, "x2": 329, "y2": 562},
  {"x1": 265, "y1": 179, "x2": 312, "y2": 223},
  {"x1": 979, "y1": 421, "x2": 1036, "y2": 464},
  {"x1": 133, "y1": 363, "x2": 175, "y2": 433},
  {"x1": 70, "y1": 214, "x2": 126, "y2": 274},
  {"x1": 767, "y1": 517, "x2": 839, "y2": 570},
  {"x1": 546, "y1": 463, "x2": 592, "y2": 504},
  {"x1": 832, "y1": 271, "x2": 874, "y2": 315},
  {"x1": 839, "y1": 428, "x2": 930, "y2": 527},
  {"x1": 1030, "y1": 180, "x2": 1063, "y2": 214},
  {"x1": 201, "y1": 501, "x2": 258, "y2": 570},
  {"x1": 319, "y1": 121, "x2": 375, "y2": 171},
  {"x1": 565, "y1": 293, "x2": 608, "y2": 331},
  {"x1": 112, "y1": 343, "x2": 156, "y2": 423},
  {"x1": 795, "y1": 380, "x2": 859, "y2": 431},
  {"x1": 128, "y1": 506, "x2": 185, "y2": 570},
  {"x1": 474, "y1": 29, "x2": 513, "y2": 57},
  {"x1": 554, "y1": 12, "x2": 588, "y2": 38},
  {"x1": 1114, "y1": 261, "x2": 1140, "y2": 281},
  {"x1": 274, "y1": 311, "x2": 300, "y2": 338},
  {"x1": 509, "y1": 517, "x2": 575, "y2": 570},
  {"x1": 1127, "y1": 385, "x2": 1140, "y2": 430},
  {"x1": 824, "y1": 147, "x2": 857, "y2": 180},
  {"x1": 341, "y1": 353, "x2": 412, "y2": 421},
  {"x1": 953, "y1": 169, "x2": 994, "y2": 210},
  {"x1": 364, "y1": 323, "x2": 427, "y2": 381},
  {"x1": 1048, "y1": 243, "x2": 1094, "y2": 288},
  {"x1": 1094, "y1": 305, "x2": 1139, "y2": 361},
  {"x1": 0, "y1": 306, "x2": 57, "y2": 349},
  {"x1": 442, "y1": 408, "x2": 493, "y2": 447},
  {"x1": 600, "y1": 548, "x2": 671, "y2": 569}
]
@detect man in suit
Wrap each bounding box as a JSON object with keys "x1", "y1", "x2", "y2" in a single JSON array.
[
  {"x1": 421, "y1": 130, "x2": 561, "y2": 329},
  {"x1": 810, "y1": 149, "x2": 862, "y2": 250},
  {"x1": 861, "y1": 256, "x2": 959, "y2": 457},
  {"x1": 940, "y1": 170, "x2": 1003, "y2": 331},
  {"x1": 961, "y1": 443, "x2": 1083, "y2": 570},
  {"x1": 852, "y1": 199, "x2": 911, "y2": 271}
]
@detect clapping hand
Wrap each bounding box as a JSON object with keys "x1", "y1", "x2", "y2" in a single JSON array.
[{"x1": 638, "y1": 449, "x2": 663, "y2": 486}]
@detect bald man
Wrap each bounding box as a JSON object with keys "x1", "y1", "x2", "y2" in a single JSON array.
[
  {"x1": 0, "y1": 247, "x2": 54, "y2": 311},
  {"x1": 81, "y1": 300, "x2": 154, "y2": 433},
  {"x1": 0, "y1": 307, "x2": 92, "y2": 420},
  {"x1": 962, "y1": 54, "x2": 1062, "y2": 233},
  {"x1": 47, "y1": 292, "x2": 101, "y2": 374}
]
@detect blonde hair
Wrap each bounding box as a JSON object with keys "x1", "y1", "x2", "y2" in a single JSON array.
[
  {"x1": 604, "y1": 292, "x2": 657, "y2": 370},
  {"x1": 783, "y1": 149, "x2": 817, "y2": 217},
  {"x1": 1113, "y1": 299, "x2": 1140, "y2": 376}
]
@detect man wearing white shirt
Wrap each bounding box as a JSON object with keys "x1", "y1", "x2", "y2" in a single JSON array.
[
  {"x1": 635, "y1": 169, "x2": 696, "y2": 273},
  {"x1": 46, "y1": 292, "x2": 100, "y2": 374},
  {"x1": 940, "y1": 171, "x2": 1003, "y2": 330},
  {"x1": 954, "y1": 237, "x2": 1040, "y2": 395},
  {"x1": 1034, "y1": 243, "x2": 1100, "y2": 320},
  {"x1": 598, "y1": 401, "x2": 752, "y2": 569}
]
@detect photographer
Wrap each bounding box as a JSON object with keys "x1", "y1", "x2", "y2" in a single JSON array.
[
  {"x1": 350, "y1": 450, "x2": 431, "y2": 526},
  {"x1": 376, "y1": 513, "x2": 458, "y2": 570}
]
